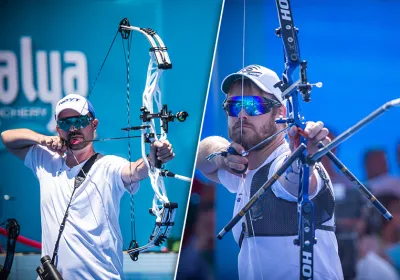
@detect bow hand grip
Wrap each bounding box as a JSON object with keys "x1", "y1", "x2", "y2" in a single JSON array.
[
  {"x1": 227, "y1": 147, "x2": 248, "y2": 174},
  {"x1": 154, "y1": 149, "x2": 162, "y2": 169},
  {"x1": 148, "y1": 138, "x2": 162, "y2": 169}
]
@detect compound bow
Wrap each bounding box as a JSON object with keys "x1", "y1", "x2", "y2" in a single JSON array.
[{"x1": 70, "y1": 18, "x2": 191, "y2": 261}]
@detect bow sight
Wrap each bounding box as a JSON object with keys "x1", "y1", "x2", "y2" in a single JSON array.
[
  {"x1": 139, "y1": 105, "x2": 189, "y2": 133},
  {"x1": 121, "y1": 105, "x2": 188, "y2": 169}
]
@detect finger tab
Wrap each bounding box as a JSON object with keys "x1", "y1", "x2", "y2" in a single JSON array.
[{"x1": 227, "y1": 146, "x2": 239, "y2": 155}]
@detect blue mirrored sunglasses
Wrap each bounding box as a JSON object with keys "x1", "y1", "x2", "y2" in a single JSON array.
[
  {"x1": 222, "y1": 96, "x2": 281, "y2": 117},
  {"x1": 57, "y1": 115, "x2": 93, "y2": 131}
]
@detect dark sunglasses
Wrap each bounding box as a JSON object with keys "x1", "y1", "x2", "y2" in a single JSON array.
[
  {"x1": 222, "y1": 96, "x2": 281, "y2": 117},
  {"x1": 57, "y1": 115, "x2": 93, "y2": 131}
]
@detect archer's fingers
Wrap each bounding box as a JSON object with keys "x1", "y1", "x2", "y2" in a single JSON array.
[
  {"x1": 160, "y1": 152, "x2": 175, "y2": 163},
  {"x1": 53, "y1": 138, "x2": 63, "y2": 150},
  {"x1": 309, "y1": 128, "x2": 329, "y2": 143},
  {"x1": 47, "y1": 136, "x2": 64, "y2": 151},
  {"x1": 154, "y1": 139, "x2": 171, "y2": 145},
  {"x1": 226, "y1": 153, "x2": 248, "y2": 165},
  {"x1": 288, "y1": 126, "x2": 298, "y2": 139},
  {"x1": 224, "y1": 150, "x2": 248, "y2": 171},
  {"x1": 319, "y1": 136, "x2": 331, "y2": 147},
  {"x1": 157, "y1": 145, "x2": 173, "y2": 159},
  {"x1": 304, "y1": 121, "x2": 324, "y2": 138},
  {"x1": 156, "y1": 141, "x2": 173, "y2": 156},
  {"x1": 223, "y1": 157, "x2": 248, "y2": 174}
]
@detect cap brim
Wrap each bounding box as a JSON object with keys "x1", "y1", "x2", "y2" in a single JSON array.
[
  {"x1": 55, "y1": 106, "x2": 89, "y2": 121},
  {"x1": 221, "y1": 73, "x2": 285, "y2": 105},
  {"x1": 221, "y1": 73, "x2": 272, "y2": 95}
]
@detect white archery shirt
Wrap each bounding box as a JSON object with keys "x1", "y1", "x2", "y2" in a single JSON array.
[
  {"x1": 218, "y1": 142, "x2": 344, "y2": 280},
  {"x1": 25, "y1": 145, "x2": 139, "y2": 279}
]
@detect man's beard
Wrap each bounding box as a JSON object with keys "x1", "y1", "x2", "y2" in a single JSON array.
[
  {"x1": 67, "y1": 132, "x2": 92, "y2": 151},
  {"x1": 228, "y1": 117, "x2": 278, "y2": 151}
]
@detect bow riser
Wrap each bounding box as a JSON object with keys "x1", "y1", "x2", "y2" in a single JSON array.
[
  {"x1": 274, "y1": 1, "x2": 317, "y2": 279},
  {"x1": 139, "y1": 56, "x2": 171, "y2": 224}
]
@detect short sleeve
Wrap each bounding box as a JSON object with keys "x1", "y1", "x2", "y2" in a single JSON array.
[
  {"x1": 102, "y1": 155, "x2": 140, "y2": 195},
  {"x1": 217, "y1": 169, "x2": 242, "y2": 193},
  {"x1": 24, "y1": 145, "x2": 57, "y2": 179}
]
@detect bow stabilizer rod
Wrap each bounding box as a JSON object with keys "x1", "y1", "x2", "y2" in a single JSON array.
[
  {"x1": 315, "y1": 142, "x2": 393, "y2": 220},
  {"x1": 311, "y1": 98, "x2": 400, "y2": 162}
]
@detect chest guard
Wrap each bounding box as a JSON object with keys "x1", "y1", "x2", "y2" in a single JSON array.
[{"x1": 240, "y1": 159, "x2": 335, "y2": 244}]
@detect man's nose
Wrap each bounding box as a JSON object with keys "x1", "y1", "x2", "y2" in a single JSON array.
[
  {"x1": 237, "y1": 108, "x2": 248, "y2": 119},
  {"x1": 69, "y1": 125, "x2": 78, "y2": 132}
]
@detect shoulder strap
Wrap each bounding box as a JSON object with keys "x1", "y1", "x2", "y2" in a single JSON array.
[
  {"x1": 74, "y1": 153, "x2": 104, "y2": 188},
  {"x1": 51, "y1": 153, "x2": 104, "y2": 265}
]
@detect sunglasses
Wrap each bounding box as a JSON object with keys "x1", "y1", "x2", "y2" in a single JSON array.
[
  {"x1": 57, "y1": 115, "x2": 93, "y2": 131},
  {"x1": 222, "y1": 96, "x2": 281, "y2": 117}
]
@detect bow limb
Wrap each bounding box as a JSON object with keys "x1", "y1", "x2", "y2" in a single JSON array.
[{"x1": 120, "y1": 23, "x2": 172, "y2": 69}]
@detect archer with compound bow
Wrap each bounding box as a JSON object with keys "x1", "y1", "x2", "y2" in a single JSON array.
[{"x1": 1, "y1": 18, "x2": 191, "y2": 279}]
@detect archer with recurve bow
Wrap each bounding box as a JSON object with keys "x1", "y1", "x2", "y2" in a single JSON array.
[
  {"x1": 197, "y1": 0, "x2": 344, "y2": 279},
  {"x1": 201, "y1": 1, "x2": 398, "y2": 280}
]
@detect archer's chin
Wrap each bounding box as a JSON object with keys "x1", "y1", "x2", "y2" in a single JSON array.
[{"x1": 69, "y1": 142, "x2": 91, "y2": 151}]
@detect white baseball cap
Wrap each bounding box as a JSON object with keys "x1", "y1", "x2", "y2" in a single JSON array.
[
  {"x1": 55, "y1": 94, "x2": 96, "y2": 121},
  {"x1": 221, "y1": 64, "x2": 285, "y2": 104}
]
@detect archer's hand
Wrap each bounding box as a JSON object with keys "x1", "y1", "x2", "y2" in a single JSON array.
[
  {"x1": 288, "y1": 121, "x2": 330, "y2": 155},
  {"x1": 40, "y1": 135, "x2": 68, "y2": 156},
  {"x1": 150, "y1": 139, "x2": 175, "y2": 165},
  {"x1": 222, "y1": 142, "x2": 248, "y2": 175}
]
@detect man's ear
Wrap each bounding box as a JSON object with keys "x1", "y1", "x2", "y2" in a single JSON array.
[
  {"x1": 92, "y1": 119, "x2": 99, "y2": 130},
  {"x1": 279, "y1": 105, "x2": 286, "y2": 117}
]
